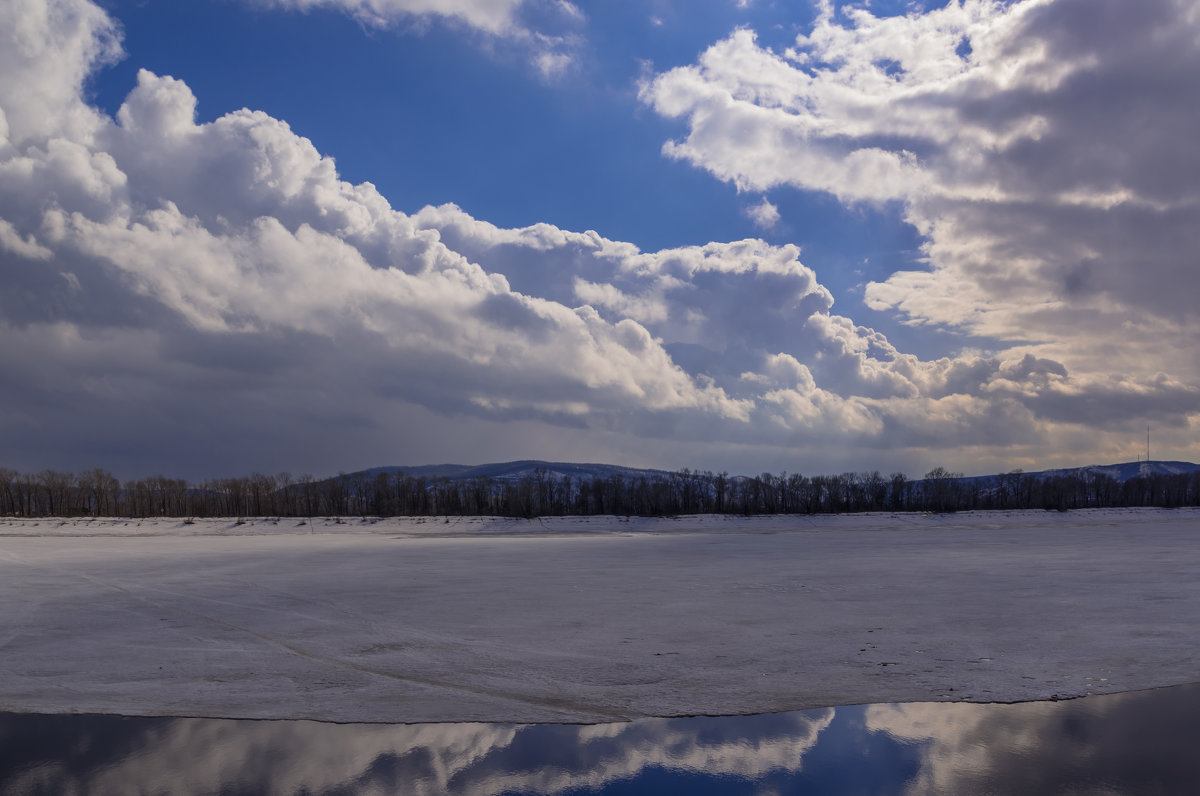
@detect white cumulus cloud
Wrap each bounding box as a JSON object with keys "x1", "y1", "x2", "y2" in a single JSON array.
[
  {"x1": 744, "y1": 198, "x2": 780, "y2": 229},
  {"x1": 641, "y1": 0, "x2": 1200, "y2": 460}
]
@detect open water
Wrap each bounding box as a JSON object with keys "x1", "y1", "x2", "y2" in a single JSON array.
[{"x1": 2, "y1": 684, "x2": 1198, "y2": 794}]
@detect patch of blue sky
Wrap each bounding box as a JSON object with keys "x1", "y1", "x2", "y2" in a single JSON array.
[
  {"x1": 89, "y1": 2, "x2": 748, "y2": 243},
  {"x1": 87, "y1": 0, "x2": 958, "y2": 359}
]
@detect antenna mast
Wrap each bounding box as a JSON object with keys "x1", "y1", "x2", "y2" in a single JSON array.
[{"x1": 1147, "y1": 425, "x2": 1150, "y2": 463}]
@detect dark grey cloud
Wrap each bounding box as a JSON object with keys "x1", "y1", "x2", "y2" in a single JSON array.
[{"x1": 641, "y1": 0, "x2": 1200, "y2": 466}]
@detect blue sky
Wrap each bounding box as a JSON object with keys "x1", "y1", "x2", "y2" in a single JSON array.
[
  {"x1": 88, "y1": 0, "x2": 928, "y2": 337},
  {"x1": 3, "y1": 0, "x2": 1199, "y2": 479}
]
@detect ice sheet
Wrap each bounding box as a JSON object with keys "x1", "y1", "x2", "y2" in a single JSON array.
[{"x1": 0, "y1": 509, "x2": 1197, "y2": 723}]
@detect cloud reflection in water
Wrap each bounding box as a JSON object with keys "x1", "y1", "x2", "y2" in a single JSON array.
[
  {"x1": 2, "y1": 685, "x2": 1198, "y2": 794},
  {"x1": 867, "y1": 684, "x2": 1200, "y2": 795},
  {"x1": 0, "y1": 709, "x2": 831, "y2": 795}
]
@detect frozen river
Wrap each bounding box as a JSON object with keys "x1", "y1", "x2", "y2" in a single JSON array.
[{"x1": 0, "y1": 509, "x2": 1197, "y2": 724}]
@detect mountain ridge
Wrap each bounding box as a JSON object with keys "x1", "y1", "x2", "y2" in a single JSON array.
[{"x1": 350, "y1": 459, "x2": 1200, "y2": 485}]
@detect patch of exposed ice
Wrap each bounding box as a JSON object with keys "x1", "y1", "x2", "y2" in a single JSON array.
[{"x1": 0, "y1": 508, "x2": 1197, "y2": 723}]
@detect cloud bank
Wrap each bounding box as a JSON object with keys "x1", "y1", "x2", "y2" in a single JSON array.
[
  {"x1": 642, "y1": 0, "x2": 1200, "y2": 450},
  {"x1": 1, "y1": 0, "x2": 1197, "y2": 478}
]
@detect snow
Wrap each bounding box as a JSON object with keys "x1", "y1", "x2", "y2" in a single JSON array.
[{"x1": 0, "y1": 508, "x2": 1198, "y2": 724}]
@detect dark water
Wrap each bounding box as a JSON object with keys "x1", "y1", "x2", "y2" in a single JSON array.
[{"x1": 3, "y1": 684, "x2": 1199, "y2": 795}]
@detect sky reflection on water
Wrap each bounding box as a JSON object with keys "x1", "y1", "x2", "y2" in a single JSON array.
[{"x1": 2, "y1": 684, "x2": 1198, "y2": 795}]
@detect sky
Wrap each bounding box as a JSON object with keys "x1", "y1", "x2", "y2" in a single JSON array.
[{"x1": 2, "y1": 0, "x2": 1199, "y2": 480}]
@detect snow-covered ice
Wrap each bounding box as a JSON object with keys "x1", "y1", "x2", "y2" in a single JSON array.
[{"x1": 0, "y1": 509, "x2": 1197, "y2": 724}]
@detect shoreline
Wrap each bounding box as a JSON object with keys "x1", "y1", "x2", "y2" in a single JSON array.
[{"x1": 5, "y1": 677, "x2": 1200, "y2": 724}]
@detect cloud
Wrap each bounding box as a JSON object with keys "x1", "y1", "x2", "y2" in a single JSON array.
[
  {"x1": 0, "y1": 218, "x2": 52, "y2": 260},
  {"x1": 0, "y1": 0, "x2": 121, "y2": 147},
  {"x1": 408, "y1": 201, "x2": 1183, "y2": 461},
  {"x1": 0, "y1": 4, "x2": 761, "y2": 475},
  {"x1": 253, "y1": 0, "x2": 584, "y2": 77},
  {"x1": 2, "y1": 0, "x2": 1198, "y2": 478},
  {"x1": 95, "y1": 70, "x2": 751, "y2": 419},
  {"x1": 256, "y1": 0, "x2": 526, "y2": 34},
  {"x1": 744, "y1": 197, "x2": 780, "y2": 229},
  {"x1": 641, "y1": 0, "x2": 1200, "y2": 455}
]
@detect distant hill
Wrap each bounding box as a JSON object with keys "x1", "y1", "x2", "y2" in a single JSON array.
[
  {"x1": 1030, "y1": 460, "x2": 1200, "y2": 481},
  {"x1": 355, "y1": 459, "x2": 1199, "y2": 485},
  {"x1": 354, "y1": 460, "x2": 678, "y2": 484},
  {"x1": 947, "y1": 460, "x2": 1200, "y2": 489}
]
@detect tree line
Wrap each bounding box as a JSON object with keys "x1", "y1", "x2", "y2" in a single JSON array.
[{"x1": 2, "y1": 464, "x2": 1198, "y2": 518}]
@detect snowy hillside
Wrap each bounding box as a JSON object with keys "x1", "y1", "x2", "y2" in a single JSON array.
[
  {"x1": 359, "y1": 459, "x2": 1199, "y2": 485},
  {"x1": 356, "y1": 460, "x2": 678, "y2": 483}
]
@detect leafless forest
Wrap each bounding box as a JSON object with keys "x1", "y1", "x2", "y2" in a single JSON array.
[{"x1": 2, "y1": 465, "x2": 1199, "y2": 518}]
